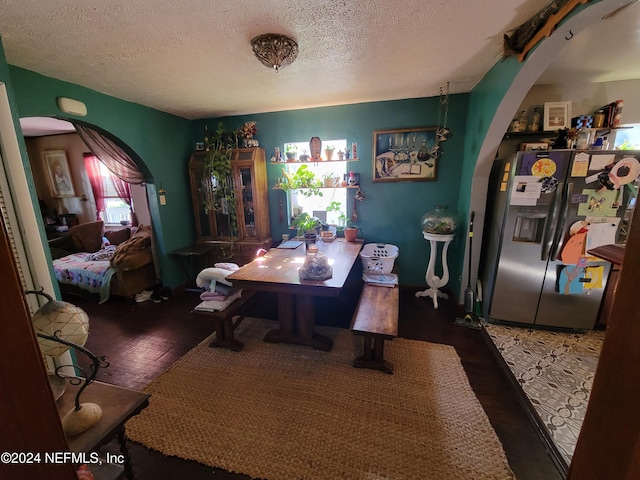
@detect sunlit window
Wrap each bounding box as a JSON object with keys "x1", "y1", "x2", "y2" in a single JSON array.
[
  {"x1": 281, "y1": 139, "x2": 348, "y2": 226},
  {"x1": 98, "y1": 163, "x2": 131, "y2": 224},
  {"x1": 613, "y1": 123, "x2": 640, "y2": 149},
  {"x1": 84, "y1": 153, "x2": 134, "y2": 225}
]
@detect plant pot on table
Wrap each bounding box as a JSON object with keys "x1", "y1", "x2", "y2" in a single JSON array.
[{"x1": 344, "y1": 227, "x2": 358, "y2": 242}]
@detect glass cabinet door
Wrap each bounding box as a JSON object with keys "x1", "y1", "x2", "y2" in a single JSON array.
[
  {"x1": 189, "y1": 148, "x2": 270, "y2": 246},
  {"x1": 190, "y1": 165, "x2": 212, "y2": 238},
  {"x1": 238, "y1": 166, "x2": 256, "y2": 239},
  {"x1": 213, "y1": 173, "x2": 238, "y2": 238}
]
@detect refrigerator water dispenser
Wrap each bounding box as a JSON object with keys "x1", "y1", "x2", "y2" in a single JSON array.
[{"x1": 513, "y1": 214, "x2": 545, "y2": 243}]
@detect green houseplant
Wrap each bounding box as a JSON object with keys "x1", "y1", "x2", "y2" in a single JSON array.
[
  {"x1": 290, "y1": 212, "x2": 323, "y2": 240},
  {"x1": 326, "y1": 201, "x2": 348, "y2": 230},
  {"x1": 285, "y1": 143, "x2": 298, "y2": 161},
  {"x1": 202, "y1": 122, "x2": 238, "y2": 236},
  {"x1": 279, "y1": 164, "x2": 323, "y2": 198}
]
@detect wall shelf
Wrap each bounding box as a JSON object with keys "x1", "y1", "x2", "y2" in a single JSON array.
[
  {"x1": 503, "y1": 130, "x2": 556, "y2": 139},
  {"x1": 271, "y1": 158, "x2": 360, "y2": 164},
  {"x1": 504, "y1": 127, "x2": 630, "y2": 140},
  {"x1": 273, "y1": 185, "x2": 360, "y2": 190}
]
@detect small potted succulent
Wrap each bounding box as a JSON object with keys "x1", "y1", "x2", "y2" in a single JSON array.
[
  {"x1": 285, "y1": 143, "x2": 298, "y2": 161},
  {"x1": 324, "y1": 145, "x2": 335, "y2": 161},
  {"x1": 322, "y1": 172, "x2": 336, "y2": 187}
]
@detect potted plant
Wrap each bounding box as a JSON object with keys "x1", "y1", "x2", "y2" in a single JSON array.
[
  {"x1": 324, "y1": 145, "x2": 335, "y2": 161},
  {"x1": 343, "y1": 222, "x2": 359, "y2": 242},
  {"x1": 290, "y1": 212, "x2": 325, "y2": 249},
  {"x1": 322, "y1": 172, "x2": 336, "y2": 187},
  {"x1": 279, "y1": 165, "x2": 323, "y2": 198},
  {"x1": 326, "y1": 201, "x2": 348, "y2": 233},
  {"x1": 285, "y1": 143, "x2": 298, "y2": 161},
  {"x1": 202, "y1": 122, "x2": 238, "y2": 233},
  {"x1": 239, "y1": 121, "x2": 257, "y2": 147},
  {"x1": 337, "y1": 150, "x2": 345, "y2": 161}
]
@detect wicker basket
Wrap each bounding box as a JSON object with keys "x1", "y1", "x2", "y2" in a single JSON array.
[{"x1": 359, "y1": 243, "x2": 399, "y2": 274}]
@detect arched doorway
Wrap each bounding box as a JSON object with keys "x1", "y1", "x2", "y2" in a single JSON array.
[
  {"x1": 20, "y1": 116, "x2": 159, "y2": 302},
  {"x1": 463, "y1": 1, "x2": 640, "y2": 476}
]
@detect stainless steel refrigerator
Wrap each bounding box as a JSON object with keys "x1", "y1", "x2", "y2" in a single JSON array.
[{"x1": 480, "y1": 149, "x2": 639, "y2": 329}]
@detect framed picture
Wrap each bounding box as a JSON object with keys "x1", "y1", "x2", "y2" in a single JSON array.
[
  {"x1": 372, "y1": 127, "x2": 438, "y2": 183},
  {"x1": 519, "y1": 142, "x2": 550, "y2": 151},
  {"x1": 543, "y1": 101, "x2": 572, "y2": 131},
  {"x1": 44, "y1": 150, "x2": 76, "y2": 197}
]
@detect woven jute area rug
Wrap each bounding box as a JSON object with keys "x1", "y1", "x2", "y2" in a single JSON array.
[{"x1": 126, "y1": 318, "x2": 515, "y2": 480}]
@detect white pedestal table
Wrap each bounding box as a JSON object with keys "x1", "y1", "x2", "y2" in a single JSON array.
[{"x1": 415, "y1": 232, "x2": 455, "y2": 309}]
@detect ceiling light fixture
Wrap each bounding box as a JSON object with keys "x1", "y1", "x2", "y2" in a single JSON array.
[
  {"x1": 251, "y1": 33, "x2": 298, "y2": 72},
  {"x1": 57, "y1": 97, "x2": 87, "y2": 116}
]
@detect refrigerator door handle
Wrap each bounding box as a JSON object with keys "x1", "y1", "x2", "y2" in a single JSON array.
[
  {"x1": 551, "y1": 182, "x2": 573, "y2": 260},
  {"x1": 541, "y1": 182, "x2": 563, "y2": 261}
]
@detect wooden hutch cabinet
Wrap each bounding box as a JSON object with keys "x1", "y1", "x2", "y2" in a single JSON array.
[{"x1": 188, "y1": 147, "x2": 272, "y2": 265}]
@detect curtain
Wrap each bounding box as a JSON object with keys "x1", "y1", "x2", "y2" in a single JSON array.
[
  {"x1": 110, "y1": 174, "x2": 138, "y2": 226},
  {"x1": 73, "y1": 123, "x2": 146, "y2": 185},
  {"x1": 83, "y1": 154, "x2": 107, "y2": 221}
]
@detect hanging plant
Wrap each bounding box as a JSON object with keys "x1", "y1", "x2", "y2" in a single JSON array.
[
  {"x1": 279, "y1": 164, "x2": 323, "y2": 198},
  {"x1": 202, "y1": 122, "x2": 238, "y2": 237}
]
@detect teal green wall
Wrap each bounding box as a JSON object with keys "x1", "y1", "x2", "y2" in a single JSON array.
[
  {"x1": 457, "y1": 57, "x2": 523, "y2": 242},
  {"x1": 196, "y1": 95, "x2": 470, "y2": 290},
  {"x1": 9, "y1": 66, "x2": 194, "y2": 287},
  {"x1": 7, "y1": 57, "x2": 475, "y2": 293},
  {"x1": 461, "y1": 57, "x2": 522, "y2": 199}
]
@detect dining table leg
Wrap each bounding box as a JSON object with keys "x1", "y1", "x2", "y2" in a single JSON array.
[
  {"x1": 263, "y1": 292, "x2": 333, "y2": 351},
  {"x1": 296, "y1": 294, "x2": 333, "y2": 351}
]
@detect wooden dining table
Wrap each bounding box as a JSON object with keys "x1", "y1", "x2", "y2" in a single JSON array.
[{"x1": 227, "y1": 238, "x2": 363, "y2": 351}]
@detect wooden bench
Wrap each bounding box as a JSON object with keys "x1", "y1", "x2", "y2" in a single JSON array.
[
  {"x1": 190, "y1": 290, "x2": 257, "y2": 351},
  {"x1": 350, "y1": 283, "x2": 399, "y2": 374}
]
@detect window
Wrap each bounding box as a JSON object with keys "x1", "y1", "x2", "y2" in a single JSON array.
[
  {"x1": 84, "y1": 154, "x2": 133, "y2": 225},
  {"x1": 98, "y1": 161, "x2": 132, "y2": 224},
  {"x1": 283, "y1": 139, "x2": 348, "y2": 226},
  {"x1": 613, "y1": 123, "x2": 640, "y2": 149}
]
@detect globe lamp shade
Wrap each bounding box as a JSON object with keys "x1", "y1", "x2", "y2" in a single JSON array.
[{"x1": 31, "y1": 297, "x2": 89, "y2": 357}]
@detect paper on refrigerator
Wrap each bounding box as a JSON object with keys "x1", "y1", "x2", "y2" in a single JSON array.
[
  {"x1": 510, "y1": 175, "x2": 542, "y2": 205},
  {"x1": 585, "y1": 218, "x2": 620, "y2": 255}
]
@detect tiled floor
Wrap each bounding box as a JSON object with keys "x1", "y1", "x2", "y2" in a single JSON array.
[{"x1": 485, "y1": 323, "x2": 604, "y2": 467}]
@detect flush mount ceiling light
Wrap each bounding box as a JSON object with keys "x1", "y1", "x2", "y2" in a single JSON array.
[
  {"x1": 57, "y1": 96, "x2": 87, "y2": 116},
  {"x1": 251, "y1": 33, "x2": 298, "y2": 72}
]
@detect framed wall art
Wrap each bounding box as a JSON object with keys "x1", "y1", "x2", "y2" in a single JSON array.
[
  {"x1": 44, "y1": 150, "x2": 76, "y2": 197},
  {"x1": 543, "y1": 101, "x2": 572, "y2": 131},
  {"x1": 372, "y1": 127, "x2": 438, "y2": 183}
]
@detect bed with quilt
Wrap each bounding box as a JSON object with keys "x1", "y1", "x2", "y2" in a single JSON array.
[{"x1": 49, "y1": 221, "x2": 157, "y2": 302}]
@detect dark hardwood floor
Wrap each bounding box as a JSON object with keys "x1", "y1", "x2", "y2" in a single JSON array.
[{"x1": 70, "y1": 286, "x2": 564, "y2": 480}]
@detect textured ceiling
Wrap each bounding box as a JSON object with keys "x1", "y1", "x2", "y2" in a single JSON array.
[
  {"x1": 2, "y1": 1, "x2": 639, "y2": 123},
  {"x1": 2, "y1": 0, "x2": 552, "y2": 120}
]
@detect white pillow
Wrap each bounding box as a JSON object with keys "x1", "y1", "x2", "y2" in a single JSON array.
[
  {"x1": 214, "y1": 262, "x2": 240, "y2": 271},
  {"x1": 196, "y1": 267, "x2": 233, "y2": 290}
]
